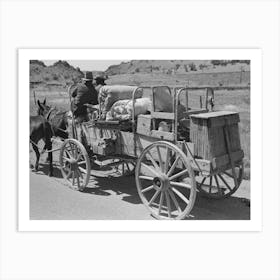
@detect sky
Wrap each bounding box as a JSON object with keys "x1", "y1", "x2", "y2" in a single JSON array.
[{"x1": 42, "y1": 60, "x2": 125, "y2": 71}]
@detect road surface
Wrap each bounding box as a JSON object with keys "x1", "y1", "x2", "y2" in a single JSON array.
[{"x1": 30, "y1": 156, "x2": 250, "y2": 220}]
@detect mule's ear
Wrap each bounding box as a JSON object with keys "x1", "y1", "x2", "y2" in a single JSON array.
[
  {"x1": 43, "y1": 98, "x2": 46, "y2": 105},
  {"x1": 37, "y1": 100, "x2": 41, "y2": 106}
]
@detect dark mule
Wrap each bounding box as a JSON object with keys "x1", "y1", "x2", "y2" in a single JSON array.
[
  {"x1": 30, "y1": 115, "x2": 53, "y2": 176},
  {"x1": 37, "y1": 99, "x2": 69, "y2": 139}
]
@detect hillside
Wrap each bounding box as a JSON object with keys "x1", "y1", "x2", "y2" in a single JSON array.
[
  {"x1": 30, "y1": 60, "x2": 84, "y2": 89},
  {"x1": 30, "y1": 59, "x2": 250, "y2": 90},
  {"x1": 105, "y1": 60, "x2": 250, "y2": 76}
]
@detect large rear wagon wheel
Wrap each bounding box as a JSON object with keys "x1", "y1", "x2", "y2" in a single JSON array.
[
  {"x1": 59, "y1": 139, "x2": 90, "y2": 191},
  {"x1": 196, "y1": 161, "x2": 244, "y2": 199},
  {"x1": 136, "y1": 141, "x2": 196, "y2": 220}
]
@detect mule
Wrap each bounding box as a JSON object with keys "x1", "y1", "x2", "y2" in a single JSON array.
[
  {"x1": 30, "y1": 115, "x2": 53, "y2": 176},
  {"x1": 37, "y1": 98, "x2": 69, "y2": 139}
]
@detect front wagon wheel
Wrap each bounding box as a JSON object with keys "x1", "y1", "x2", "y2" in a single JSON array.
[
  {"x1": 59, "y1": 139, "x2": 90, "y2": 191},
  {"x1": 135, "y1": 141, "x2": 197, "y2": 220}
]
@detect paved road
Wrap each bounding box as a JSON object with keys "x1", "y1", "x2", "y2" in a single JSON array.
[{"x1": 30, "y1": 158, "x2": 250, "y2": 220}]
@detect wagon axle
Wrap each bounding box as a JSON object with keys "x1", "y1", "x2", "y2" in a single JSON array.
[{"x1": 153, "y1": 175, "x2": 170, "y2": 192}]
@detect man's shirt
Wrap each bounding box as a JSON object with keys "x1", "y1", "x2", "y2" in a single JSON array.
[{"x1": 72, "y1": 82, "x2": 98, "y2": 106}]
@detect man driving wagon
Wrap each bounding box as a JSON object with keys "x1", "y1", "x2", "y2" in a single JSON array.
[{"x1": 71, "y1": 71, "x2": 98, "y2": 122}]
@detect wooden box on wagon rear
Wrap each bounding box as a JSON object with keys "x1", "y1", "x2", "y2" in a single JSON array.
[{"x1": 190, "y1": 111, "x2": 244, "y2": 171}]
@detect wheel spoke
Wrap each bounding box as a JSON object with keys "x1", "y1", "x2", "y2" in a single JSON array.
[
  {"x1": 170, "y1": 181, "x2": 192, "y2": 189},
  {"x1": 223, "y1": 171, "x2": 234, "y2": 178},
  {"x1": 148, "y1": 189, "x2": 161, "y2": 205},
  {"x1": 156, "y1": 146, "x2": 164, "y2": 172},
  {"x1": 146, "y1": 151, "x2": 160, "y2": 171},
  {"x1": 208, "y1": 176, "x2": 213, "y2": 193},
  {"x1": 164, "y1": 147, "x2": 170, "y2": 173},
  {"x1": 76, "y1": 170, "x2": 81, "y2": 189},
  {"x1": 141, "y1": 185, "x2": 155, "y2": 193},
  {"x1": 198, "y1": 177, "x2": 206, "y2": 189},
  {"x1": 72, "y1": 172, "x2": 75, "y2": 185},
  {"x1": 166, "y1": 155, "x2": 180, "y2": 176},
  {"x1": 139, "y1": 175, "x2": 154, "y2": 181},
  {"x1": 141, "y1": 162, "x2": 160, "y2": 177},
  {"x1": 79, "y1": 166, "x2": 87, "y2": 174},
  {"x1": 65, "y1": 150, "x2": 72, "y2": 159},
  {"x1": 66, "y1": 171, "x2": 72, "y2": 179},
  {"x1": 63, "y1": 156, "x2": 71, "y2": 162},
  {"x1": 158, "y1": 192, "x2": 164, "y2": 215},
  {"x1": 172, "y1": 187, "x2": 189, "y2": 205},
  {"x1": 214, "y1": 175, "x2": 222, "y2": 195},
  {"x1": 126, "y1": 162, "x2": 130, "y2": 172},
  {"x1": 78, "y1": 160, "x2": 86, "y2": 165},
  {"x1": 169, "y1": 169, "x2": 189, "y2": 181},
  {"x1": 168, "y1": 189, "x2": 182, "y2": 214},
  {"x1": 218, "y1": 174, "x2": 232, "y2": 191},
  {"x1": 77, "y1": 168, "x2": 84, "y2": 183},
  {"x1": 165, "y1": 191, "x2": 172, "y2": 218},
  {"x1": 77, "y1": 152, "x2": 84, "y2": 161},
  {"x1": 69, "y1": 143, "x2": 75, "y2": 157}
]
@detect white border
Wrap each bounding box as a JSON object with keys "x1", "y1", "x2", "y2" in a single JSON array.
[{"x1": 19, "y1": 49, "x2": 262, "y2": 231}]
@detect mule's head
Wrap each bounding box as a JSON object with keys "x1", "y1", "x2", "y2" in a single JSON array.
[{"x1": 37, "y1": 98, "x2": 51, "y2": 118}]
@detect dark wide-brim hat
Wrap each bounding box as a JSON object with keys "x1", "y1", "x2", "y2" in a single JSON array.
[{"x1": 82, "y1": 71, "x2": 93, "y2": 81}]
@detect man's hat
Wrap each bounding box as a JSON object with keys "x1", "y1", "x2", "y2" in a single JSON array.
[
  {"x1": 82, "y1": 71, "x2": 93, "y2": 81},
  {"x1": 94, "y1": 74, "x2": 108, "y2": 81}
]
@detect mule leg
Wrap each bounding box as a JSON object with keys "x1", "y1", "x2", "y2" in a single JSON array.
[
  {"x1": 43, "y1": 143, "x2": 51, "y2": 163},
  {"x1": 45, "y1": 125, "x2": 53, "y2": 177},
  {"x1": 46, "y1": 141, "x2": 53, "y2": 177},
  {"x1": 32, "y1": 143, "x2": 40, "y2": 172}
]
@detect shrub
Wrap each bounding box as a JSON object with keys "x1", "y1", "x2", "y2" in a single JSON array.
[
  {"x1": 189, "y1": 63, "x2": 197, "y2": 71},
  {"x1": 52, "y1": 73, "x2": 59, "y2": 80}
]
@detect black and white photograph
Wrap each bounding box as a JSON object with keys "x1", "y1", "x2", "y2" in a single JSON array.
[
  {"x1": 2, "y1": 1, "x2": 280, "y2": 280},
  {"x1": 28, "y1": 56, "x2": 251, "y2": 221}
]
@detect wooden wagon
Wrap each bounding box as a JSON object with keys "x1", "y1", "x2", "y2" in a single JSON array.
[{"x1": 59, "y1": 86, "x2": 244, "y2": 220}]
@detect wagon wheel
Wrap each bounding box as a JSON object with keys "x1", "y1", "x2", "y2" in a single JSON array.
[
  {"x1": 111, "y1": 159, "x2": 136, "y2": 177},
  {"x1": 135, "y1": 141, "x2": 196, "y2": 220},
  {"x1": 196, "y1": 161, "x2": 244, "y2": 199},
  {"x1": 59, "y1": 139, "x2": 90, "y2": 191}
]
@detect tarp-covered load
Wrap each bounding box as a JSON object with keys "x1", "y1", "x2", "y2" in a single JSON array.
[
  {"x1": 106, "y1": 98, "x2": 152, "y2": 121},
  {"x1": 99, "y1": 85, "x2": 143, "y2": 118}
]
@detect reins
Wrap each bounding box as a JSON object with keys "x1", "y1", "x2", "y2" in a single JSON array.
[{"x1": 29, "y1": 139, "x2": 61, "y2": 154}]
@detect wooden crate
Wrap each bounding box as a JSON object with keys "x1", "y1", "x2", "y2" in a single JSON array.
[
  {"x1": 136, "y1": 114, "x2": 152, "y2": 136},
  {"x1": 190, "y1": 111, "x2": 244, "y2": 170}
]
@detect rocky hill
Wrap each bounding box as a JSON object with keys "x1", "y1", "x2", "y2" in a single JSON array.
[{"x1": 30, "y1": 60, "x2": 84, "y2": 88}]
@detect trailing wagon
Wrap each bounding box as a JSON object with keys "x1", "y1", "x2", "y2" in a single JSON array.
[{"x1": 59, "y1": 85, "x2": 244, "y2": 220}]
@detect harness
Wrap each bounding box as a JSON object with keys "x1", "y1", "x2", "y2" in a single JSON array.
[{"x1": 46, "y1": 107, "x2": 69, "y2": 135}]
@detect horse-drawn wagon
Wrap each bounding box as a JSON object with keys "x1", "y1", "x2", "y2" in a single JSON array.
[{"x1": 56, "y1": 85, "x2": 244, "y2": 220}]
